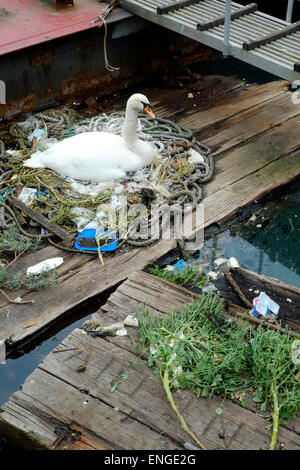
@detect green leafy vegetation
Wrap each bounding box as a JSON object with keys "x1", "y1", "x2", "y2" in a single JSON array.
[
  {"x1": 0, "y1": 226, "x2": 42, "y2": 258},
  {"x1": 137, "y1": 295, "x2": 300, "y2": 450},
  {"x1": 147, "y1": 263, "x2": 206, "y2": 287},
  {"x1": 250, "y1": 328, "x2": 300, "y2": 449},
  {"x1": 0, "y1": 264, "x2": 57, "y2": 292}
]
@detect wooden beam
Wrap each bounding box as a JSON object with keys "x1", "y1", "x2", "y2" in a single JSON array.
[
  {"x1": 157, "y1": 0, "x2": 203, "y2": 15},
  {"x1": 197, "y1": 3, "x2": 257, "y2": 31},
  {"x1": 8, "y1": 196, "x2": 73, "y2": 243},
  {"x1": 243, "y1": 20, "x2": 300, "y2": 51}
]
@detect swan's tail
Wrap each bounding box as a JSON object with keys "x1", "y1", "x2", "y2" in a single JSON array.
[{"x1": 23, "y1": 151, "x2": 46, "y2": 169}]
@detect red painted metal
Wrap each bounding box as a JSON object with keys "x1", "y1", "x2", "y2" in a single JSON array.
[{"x1": 0, "y1": 0, "x2": 128, "y2": 56}]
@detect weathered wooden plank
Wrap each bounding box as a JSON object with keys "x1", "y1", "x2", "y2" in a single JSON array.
[
  {"x1": 184, "y1": 149, "x2": 300, "y2": 240},
  {"x1": 243, "y1": 21, "x2": 300, "y2": 51},
  {"x1": 9, "y1": 196, "x2": 73, "y2": 243},
  {"x1": 203, "y1": 114, "x2": 300, "y2": 197},
  {"x1": 0, "y1": 78, "x2": 298, "y2": 350},
  {"x1": 197, "y1": 3, "x2": 257, "y2": 32},
  {"x1": 150, "y1": 75, "x2": 244, "y2": 120},
  {"x1": 179, "y1": 80, "x2": 288, "y2": 132},
  {"x1": 201, "y1": 91, "x2": 300, "y2": 156},
  {"x1": 2, "y1": 303, "x2": 299, "y2": 449},
  {"x1": 1, "y1": 272, "x2": 300, "y2": 449},
  {"x1": 36, "y1": 331, "x2": 267, "y2": 450},
  {"x1": 0, "y1": 368, "x2": 181, "y2": 450},
  {"x1": 0, "y1": 239, "x2": 176, "y2": 345},
  {"x1": 110, "y1": 270, "x2": 196, "y2": 313},
  {"x1": 0, "y1": 246, "x2": 92, "y2": 311},
  {"x1": 237, "y1": 267, "x2": 300, "y2": 297}
]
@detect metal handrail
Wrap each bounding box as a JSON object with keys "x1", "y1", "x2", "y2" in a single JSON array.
[
  {"x1": 223, "y1": 0, "x2": 232, "y2": 56},
  {"x1": 286, "y1": 0, "x2": 295, "y2": 22}
]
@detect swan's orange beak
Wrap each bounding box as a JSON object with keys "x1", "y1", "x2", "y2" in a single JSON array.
[{"x1": 144, "y1": 104, "x2": 155, "y2": 119}]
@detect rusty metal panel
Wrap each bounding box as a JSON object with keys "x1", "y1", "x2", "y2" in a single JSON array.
[
  {"x1": 0, "y1": 0, "x2": 130, "y2": 56},
  {"x1": 0, "y1": 12, "x2": 211, "y2": 119}
]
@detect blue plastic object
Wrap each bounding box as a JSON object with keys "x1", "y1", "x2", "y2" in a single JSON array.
[
  {"x1": 173, "y1": 259, "x2": 188, "y2": 270},
  {"x1": 74, "y1": 228, "x2": 118, "y2": 252}
]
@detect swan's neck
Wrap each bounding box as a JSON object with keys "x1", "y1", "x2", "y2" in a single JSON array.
[
  {"x1": 122, "y1": 104, "x2": 139, "y2": 148},
  {"x1": 122, "y1": 102, "x2": 154, "y2": 167}
]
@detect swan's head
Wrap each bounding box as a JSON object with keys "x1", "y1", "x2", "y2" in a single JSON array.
[{"x1": 127, "y1": 93, "x2": 155, "y2": 118}]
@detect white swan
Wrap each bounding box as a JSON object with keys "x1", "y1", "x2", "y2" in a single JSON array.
[{"x1": 24, "y1": 93, "x2": 156, "y2": 182}]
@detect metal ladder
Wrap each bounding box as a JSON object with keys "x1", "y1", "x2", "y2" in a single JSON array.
[{"x1": 119, "y1": 0, "x2": 300, "y2": 81}]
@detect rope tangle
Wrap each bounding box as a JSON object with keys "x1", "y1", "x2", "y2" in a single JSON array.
[{"x1": 90, "y1": 1, "x2": 120, "y2": 73}]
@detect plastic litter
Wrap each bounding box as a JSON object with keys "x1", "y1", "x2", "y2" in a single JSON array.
[
  {"x1": 124, "y1": 314, "x2": 139, "y2": 327},
  {"x1": 188, "y1": 148, "x2": 204, "y2": 165},
  {"x1": 164, "y1": 265, "x2": 175, "y2": 272},
  {"x1": 18, "y1": 187, "x2": 38, "y2": 205},
  {"x1": 28, "y1": 128, "x2": 47, "y2": 143},
  {"x1": 214, "y1": 257, "x2": 227, "y2": 267},
  {"x1": 207, "y1": 271, "x2": 218, "y2": 280},
  {"x1": 74, "y1": 228, "x2": 118, "y2": 252},
  {"x1": 26, "y1": 257, "x2": 64, "y2": 275},
  {"x1": 251, "y1": 291, "x2": 280, "y2": 317},
  {"x1": 173, "y1": 259, "x2": 188, "y2": 270},
  {"x1": 202, "y1": 283, "x2": 218, "y2": 293},
  {"x1": 116, "y1": 327, "x2": 128, "y2": 336},
  {"x1": 228, "y1": 257, "x2": 240, "y2": 268}
]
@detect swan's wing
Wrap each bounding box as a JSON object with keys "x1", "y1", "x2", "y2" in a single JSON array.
[{"x1": 40, "y1": 132, "x2": 140, "y2": 170}]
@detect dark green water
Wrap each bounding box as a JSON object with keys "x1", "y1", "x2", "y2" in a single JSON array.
[
  {"x1": 0, "y1": 299, "x2": 103, "y2": 409},
  {"x1": 199, "y1": 184, "x2": 300, "y2": 288}
]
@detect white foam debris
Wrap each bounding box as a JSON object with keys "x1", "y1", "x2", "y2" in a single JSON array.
[
  {"x1": 70, "y1": 179, "x2": 114, "y2": 195},
  {"x1": 6, "y1": 149, "x2": 21, "y2": 157},
  {"x1": 116, "y1": 327, "x2": 128, "y2": 336},
  {"x1": 214, "y1": 257, "x2": 227, "y2": 267},
  {"x1": 228, "y1": 257, "x2": 240, "y2": 268},
  {"x1": 26, "y1": 257, "x2": 64, "y2": 275},
  {"x1": 207, "y1": 271, "x2": 218, "y2": 280},
  {"x1": 202, "y1": 283, "x2": 217, "y2": 293},
  {"x1": 124, "y1": 315, "x2": 139, "y2": 327},
  {"x1": 164, "y1": 265, "x2": 175, "y2": 271},
  {"x1": 189, "y1": 148, "x2": 204, "y2": 165}
]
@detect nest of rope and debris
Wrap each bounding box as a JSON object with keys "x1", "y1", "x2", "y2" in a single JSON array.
[{"x1": 0, "y1": 106, "x2": 213, "y2": 260}]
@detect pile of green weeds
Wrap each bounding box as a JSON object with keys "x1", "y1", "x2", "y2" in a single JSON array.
[{"x1": 137, "y1": 294, "x2": 300, "y2": 450}]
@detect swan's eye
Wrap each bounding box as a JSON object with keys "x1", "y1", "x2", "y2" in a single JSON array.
[{"x1": 143, "y1": 104, "x2": 155, "y2": 119}]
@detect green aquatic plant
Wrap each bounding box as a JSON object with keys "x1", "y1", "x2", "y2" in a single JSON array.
[
  {"x1": 137, "y1": 296, "x2": 300, "y2": 450},
  {"x1": 147, "y1": 263, "x2": 206, "y2": 287},
  {"x1": 250, "y1": 326, "x2": 300, "y2": 450}
]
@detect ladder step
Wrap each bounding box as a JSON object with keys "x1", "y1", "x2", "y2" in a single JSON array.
[
  {"x1": 197, "y1": 3, "x2": 257, "y2": 32},
  {"x1": 243, "y1": 21, "x2": 300, "y2": 51},
  {"x1": 119, "y1": 0, "x2": 300, "y2": 82},
  {"x1": 294, "y1": 62, "x2": 300, "y2": 72},
  {"x1": 157, "y1": 0, "x2": 204, "y2": 15}
]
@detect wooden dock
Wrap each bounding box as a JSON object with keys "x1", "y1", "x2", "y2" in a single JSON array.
[
  {"x1": 1, "y1": 271, "x2": 300, "y2": 450},
  {"x1": 1, "y1": 75, "x2": 300, "y2": 349}
]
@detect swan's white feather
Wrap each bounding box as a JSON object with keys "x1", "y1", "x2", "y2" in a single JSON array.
[{"x1": 24, "y1": 93, "x2": 155, "y2": 182}]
